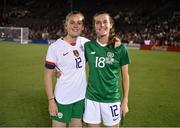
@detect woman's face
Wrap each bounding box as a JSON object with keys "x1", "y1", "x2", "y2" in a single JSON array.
[
  {"x1": 94, "y1": 14, "x2": 112, "y2": 37},
  {"x1": 65, "y1": 14, "x2": 84, "y2": 38}
]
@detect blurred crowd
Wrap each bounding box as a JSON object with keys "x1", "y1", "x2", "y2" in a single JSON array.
[{"x1": 0, "y1": 0, "x2": 179, "y2": 46}]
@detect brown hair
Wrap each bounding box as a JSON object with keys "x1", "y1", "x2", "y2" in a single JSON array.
[{"x1": 93, "y1": 11, "x2": 117, "y2": 45}]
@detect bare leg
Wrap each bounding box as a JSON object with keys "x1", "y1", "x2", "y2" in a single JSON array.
[
  {"x1": 88, "y1": 123, "x2": 101, "y2": 127},
  {"x1": 69, "y1": 118, "x2": 82, "y2": 127},
  {"x1": 52, "y1": 120, "x2": 66, "y2": 127}
]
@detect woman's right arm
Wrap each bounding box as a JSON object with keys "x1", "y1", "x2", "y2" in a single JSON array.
[{"x1": 44, "y1": 68, "x2": 58, "y2": 116}]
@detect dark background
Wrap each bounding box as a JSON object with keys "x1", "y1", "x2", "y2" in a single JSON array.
[{"x1": 0, "y1": 0, "x2": 179, "y2": 44}]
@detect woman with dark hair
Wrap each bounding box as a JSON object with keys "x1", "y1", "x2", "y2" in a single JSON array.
[{"x1": 83, "y1": 12, "x2": 130, "y2": 127}]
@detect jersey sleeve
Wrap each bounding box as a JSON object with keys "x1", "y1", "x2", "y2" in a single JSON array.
[
  {"x1": 84, "y1": 41, "x2": 91, "y2": 62},
  {"x1": 45, "y1": 44, "x2": 56, "y2": 69},
  {"x1": 119, "y1": 44, "x2": 131, "y2": 66}
]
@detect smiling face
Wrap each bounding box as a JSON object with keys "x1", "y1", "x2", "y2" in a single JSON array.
[
  {"x1": 65, "y1": 13, "x2": 84, "y2": 38},
  {"x1": 94, "y1": 13, "x2": 113, "y2": 38}
]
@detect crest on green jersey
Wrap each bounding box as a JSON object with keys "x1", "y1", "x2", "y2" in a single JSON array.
[
  {"x1": 73, "y1": 50, "x2": 79, "y2": 57},
  {"x1": 106, "y1": 52, "x2": 114, "y2": 64},
  {"x1": 107, "y1": 52, "x2": 114, "y2": 58}
]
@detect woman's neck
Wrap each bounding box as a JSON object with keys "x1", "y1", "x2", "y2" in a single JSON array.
[
  {"x1": 97, "y1": 35, "x2": 109, "y2": 44},
  {"x1": 64, "y1": 35, "x2": 77, "y2": 43}
]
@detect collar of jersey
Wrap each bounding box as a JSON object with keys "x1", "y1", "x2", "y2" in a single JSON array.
[{"x1": 96, "y1": 39, "x2": 107, "y2": 47}]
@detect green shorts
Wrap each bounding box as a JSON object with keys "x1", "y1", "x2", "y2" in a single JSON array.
[{"x1": 51, "y1": 99, "x2": 85, "y2": 123}]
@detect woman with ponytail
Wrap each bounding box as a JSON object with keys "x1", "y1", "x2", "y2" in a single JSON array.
[
  {"x1": 44, "y1": 11, "x2": 89, "y2": 127},
  {"x1": 83, "y1": 12, "x2": 130, "y2": 127}
]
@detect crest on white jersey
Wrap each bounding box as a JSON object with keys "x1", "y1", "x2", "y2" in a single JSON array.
[{"x1": 73, "y1": 50, "x2": 79, "y2": 57}]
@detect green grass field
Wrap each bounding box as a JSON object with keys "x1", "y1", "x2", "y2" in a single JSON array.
[{"x1": 0, "y1": 42, "x2": 180, "y2": 127}]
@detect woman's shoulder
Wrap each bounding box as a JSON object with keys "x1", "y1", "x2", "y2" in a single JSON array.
[
  {"x1": 85, "y1": 39, "x2": 96, "y2": 45},
  {"x1": 48, "y1": 38, "x2": 64, "y2": 49},
  {"x1": 116, "y1": 43, "x2": 127, "y2": 49},
  {"x1": 78, "y1": 36, "x2": 90, "y2": 42}
]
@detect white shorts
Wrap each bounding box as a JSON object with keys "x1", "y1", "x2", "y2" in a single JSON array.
[{"x1": 83, "y1": 99, "x2": 121, "y2": 126}]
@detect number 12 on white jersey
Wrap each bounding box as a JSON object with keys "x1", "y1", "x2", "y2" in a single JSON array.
[{"x1": 75, "y1": 57, "x2": 82, "y2": 69}]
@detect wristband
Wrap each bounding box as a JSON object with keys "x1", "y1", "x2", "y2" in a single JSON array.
[{"x1": 48, "y1": 97, "x2": 55, "y2": 101}]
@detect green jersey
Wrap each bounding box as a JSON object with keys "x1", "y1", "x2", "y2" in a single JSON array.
[{"x1": 84, "y1": 39, "x2": 130, "y2": 103}]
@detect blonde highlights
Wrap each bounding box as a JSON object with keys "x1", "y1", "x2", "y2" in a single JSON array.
[{"x1": 64, "y1": 11, "x2": 85, "y2": 36}]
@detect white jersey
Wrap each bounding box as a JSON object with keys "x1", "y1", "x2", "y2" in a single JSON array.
[{"x1": 45, "y1": 36, "x2": 89, "y2": 104}]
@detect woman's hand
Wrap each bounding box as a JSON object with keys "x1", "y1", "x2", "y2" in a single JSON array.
[
  {"x1": 120, "y1": 98, "x2": 129, "y2": 117},
  {"x1": 113, "y1": 36, "x2": 122, "y2": 48},
  {"x1": 49, "y1": 99, "x2": 58, "y2": 116},
  {"x1": 54, "y1": 69, "x2": 61, "y2": 78}
]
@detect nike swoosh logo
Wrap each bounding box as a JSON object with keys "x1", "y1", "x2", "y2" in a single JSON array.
[
  {"x1": 113, "y1": 117, "x2": 119, "y2": 121},
  {"x1": 63, "y1": 52, "x2": 69, "y2": 56}
]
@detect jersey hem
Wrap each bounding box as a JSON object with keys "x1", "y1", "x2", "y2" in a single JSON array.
[
  {"x1": 55, "y1": 97, "x2": 85, "y2": 105},
  {"x1": 85, "y1": 97, "x2": 120, "y2": 103}
]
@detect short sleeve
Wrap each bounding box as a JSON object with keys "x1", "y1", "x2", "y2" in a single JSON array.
[
  {"x1": 45, "y1": 44, "x2": 57, "y2": 69},
  {"x1": 119, "y1": 44, "x2": 131, "y2": 66}
]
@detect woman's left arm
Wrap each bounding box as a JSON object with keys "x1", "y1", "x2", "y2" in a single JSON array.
[{"x1": 121, "y1": 64, "x2": 130, "y2": 117}]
